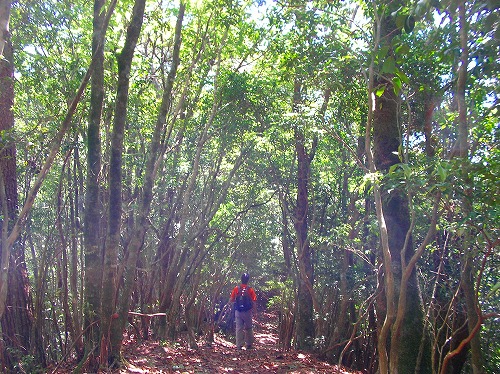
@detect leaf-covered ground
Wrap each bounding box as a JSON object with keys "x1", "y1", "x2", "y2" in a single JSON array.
[{"x1": 119, "y1": 312, "x2": 360, "y2": 374}]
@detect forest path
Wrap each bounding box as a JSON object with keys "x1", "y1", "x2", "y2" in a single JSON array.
[{"x1": 121, "y1": 311, "x2": 359, "y2": 374}]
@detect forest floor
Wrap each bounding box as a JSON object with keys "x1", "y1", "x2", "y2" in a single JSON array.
[
  {"x1": 52, "y1": 311, "x2": 361, "y2": 373},
  {"x1": 116, "y1": 311, "x2": 361, "y2": 374}
]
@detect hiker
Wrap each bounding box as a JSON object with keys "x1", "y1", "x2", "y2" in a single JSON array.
[{"x1": 229, "y1": 273, "x2": 257, "y2": 350}]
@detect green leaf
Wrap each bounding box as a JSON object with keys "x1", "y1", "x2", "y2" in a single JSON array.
[
  {"x1": 436, "y1": 163, "x2": 447, "y2": 182},
  {"x1": 400, "y1": 163, "x2": 411, "y2": 177},
  {"x1": 487, "y1": 281, "x2": 500, "y2": 298},
  {"x1": 382, "y1": 56, "x2": 396, "y2": 74},
  {"x1": 393, "y1": 76, "x2": 402, "y2": 94},
  {"x1": 395, "y1": 44, "x2": 410, "y2": 57},
  {"x1": 404, "y1": 16, "x2": 416, "y2": 33},
  {"x1": 377, "y1": 45, "x2": 390, "y2": 63},
  {"x1": 396, "y1": 70, "x2": 410, "y2": 85},
  {"x1": 375, "y1": 84, "x2": 386, "y2": 97},
  {"x1": 395, "y1": 14, "x2": 406, "y2": 30}
]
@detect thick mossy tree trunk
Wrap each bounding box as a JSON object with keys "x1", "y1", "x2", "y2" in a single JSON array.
[{"x1": 372, "y1": 12, "x2": 429, "y2": 374}]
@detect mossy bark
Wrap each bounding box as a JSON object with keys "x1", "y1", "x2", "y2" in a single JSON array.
[
  {"x1": 372, "y1": 12, "x2": 430, "y2": 373},
  {"x1": 293, "y1": 79, "x2": 315, "y2": 351}
]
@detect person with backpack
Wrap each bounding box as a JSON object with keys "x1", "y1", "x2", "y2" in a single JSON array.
[{"x1": 229, "y1": 273, "x2": 257, "y2": 350}]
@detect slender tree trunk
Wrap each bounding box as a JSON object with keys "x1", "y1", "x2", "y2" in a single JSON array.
[
  {"x1": 161, "y1": 26, "x2": 228, "y2": 339},
  {"x1": 455, "y1": 2, "x2": 484, "y2": 372},
  {"x1": 101, "y1": 0, "x2": 146, "y2": 367},
  {"x1": 423, "y1": 95, "x2": 437, "y2": 157},
  {"x1": 292, "y1": 79, "x2": 316, "y2": 351},
  {"x1": 278, "y1": 188, "x2": 293, "y2": 278},
  {"x1": 152, "y1": 21, "x2": 214, "y2": 333},
  {"x1": 373, "y1": 60, "x2": 426, "y2": 374},
  {"x1": 373, "y1": 71, "x2": 423, "y2": 371},
  {"x1": 366, "y1": 7, "x2": 389, "y2": 372},
  {"x1": 56, "y1": 157, "x2": 78, "y2": 360},
  {"x1": 112, "y1": 2, "x2": 185, "y2": 353},
  {"x1": 0, "y1": 0, "x2": 10, "y2": 58},
  {"x1": 327, "y1": 154, "x2": 359, "y2": 363},
  {"x1": 70, "y1": 146, "x2": 84, "y2": 358},
  {"x1": 82, "y1": 0, "x2": 106, "y2": 370}
]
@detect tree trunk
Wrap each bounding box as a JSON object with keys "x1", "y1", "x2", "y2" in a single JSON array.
[
  {"x1": 111, "y1": 1, "x2": 185, "y2": 353},
  {"x1": 292, "y1": 79, "x2": 315, "y2": 351},
  {"x1": 101, "y1": 0, "x2": 145, "y2": 367},
  {"x1": 455, "y1": 2, "x2": 484, "y2": 372},
  {"x1": 373, "y1": 71, "x2": 427, "y2": 374},
  {"x1": 370, "y1": 11, "x2": 428, "y2": 374},
  {"x1": 0, "y1": 0, "x2": 14, "y2": 320},
  {"x1": 0, "y1": 0, "x2": 10, "y2": 58},
  {"x1": 69, "y1": 146, "x2": 84, "y2": 358},
  {"x1": 82, "y1": 0, "x2": 106, "y2": 370},
  {"x1": 0, "y1": 5, "x2": 36, "y2": 369}
]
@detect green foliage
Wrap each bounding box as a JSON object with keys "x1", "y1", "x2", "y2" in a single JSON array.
[
  {"x1": 266, "y1": 278, "x2": 295, "y2": 309},
  {"x1": 8, "y1": 349, "x2": 43, "y2": 374}
]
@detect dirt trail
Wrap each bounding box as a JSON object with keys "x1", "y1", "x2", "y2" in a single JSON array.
[{"x1": 121, "y1": 312, "x2": 359, "y2": 373}]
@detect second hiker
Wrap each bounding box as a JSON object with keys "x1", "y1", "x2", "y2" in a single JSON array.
[{"x1": 229, "y1": 273, "x2": 257, "y2": 350}]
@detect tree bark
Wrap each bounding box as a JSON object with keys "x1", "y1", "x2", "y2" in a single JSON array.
[
  {"x1": 373, "y1": 64, "x2": 427, "y2": 374},
  {"x1": 455, "y1": 2, "x2": 485, "y2": 372},
  {"x1": 101, "y1": 0, "x2": 146, "y2": 368},
  {"x1": 369, "y1": 9, "x2": 429, "y2": 374},
  {"x1": 0, "y1": 5, "x2": 35, "y2": 369},
  {"x1": 292, "y1": 79, "x2": 316, "y2": 351},
  {"x1": 111, "y1": 0, "x2": 185, "y2": 357},
  {"x1": 0, "y1": 0, "x2": 14, "y2": 320},
  {"x1": 0, "y1": 0, "x2": 10, "y2": 58},
  {"x1": 82, "y1": 0, "x2": 106, "y2": 370},
  {"x1": 70, "y1": 146, "x2": 84, "y2": 358}
]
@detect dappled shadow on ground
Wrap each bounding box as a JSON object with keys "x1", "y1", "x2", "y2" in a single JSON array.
[{"x1": 120, "y1": 312, "x2": 361, "y2": 374}]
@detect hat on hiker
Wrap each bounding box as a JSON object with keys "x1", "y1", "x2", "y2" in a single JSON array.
[{"x1": 241, "y1": 273, "x2": 250, "y2": 284}]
